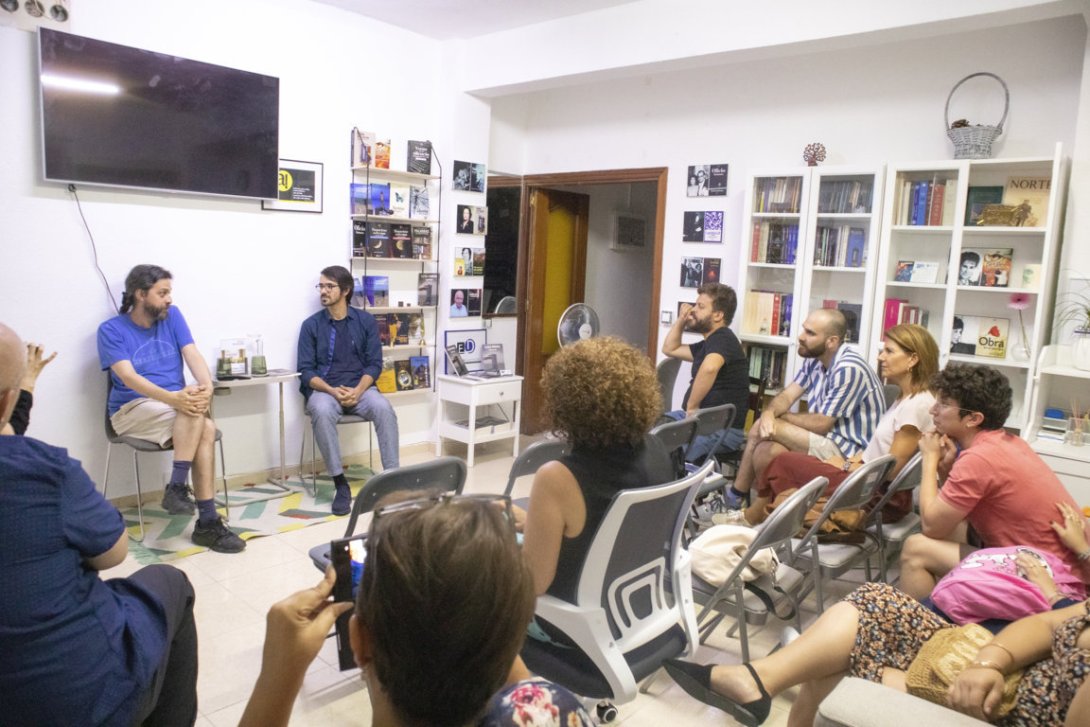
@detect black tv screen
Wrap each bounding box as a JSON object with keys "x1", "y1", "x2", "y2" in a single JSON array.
[{"x1": 38, "y1": 29, "x2": 279, "y2": 199}]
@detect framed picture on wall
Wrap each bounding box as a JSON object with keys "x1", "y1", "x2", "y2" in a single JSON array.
[
  {"x1": 612, "y1": 213, "x2": 646, "y2": 251},
  {"x1": 262, "y1": 159, "x2": 324, "y2": 213}
]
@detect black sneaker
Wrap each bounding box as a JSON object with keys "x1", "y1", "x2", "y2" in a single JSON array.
[
  {"x1": 192, "y1": 517, "x2": 246, "y2": 553},
  {"x1": 161, "y1": 484, "x2": 196, "y2": 515}
]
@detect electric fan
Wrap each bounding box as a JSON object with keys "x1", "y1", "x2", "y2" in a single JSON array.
[{"x1": 557, "y1": 303, "x2": 601, "y2": 347}]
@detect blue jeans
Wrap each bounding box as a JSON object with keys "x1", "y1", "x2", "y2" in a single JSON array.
[
  {"x1": 663, "y1": 409, "x2": 745, "y2": 463},
  {"x1": 306, "y1": 388, "x2": 400, "y2": 472}
]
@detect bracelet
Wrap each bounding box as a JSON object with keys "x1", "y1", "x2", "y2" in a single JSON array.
[
  {"x1": 967, "y1": 660, "x2": 1004, "y2": 673},
  {"x1": 986, "y1": 642, "x2": 1016, "y2": 663},
  {"x1": 1078, "y1": 549, "x2": 1090, "y2": 562}
]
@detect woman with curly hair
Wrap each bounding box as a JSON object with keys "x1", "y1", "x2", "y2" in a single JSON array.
[{"x1": 513, "y1": 337, "x2": 675, "y2": 617}]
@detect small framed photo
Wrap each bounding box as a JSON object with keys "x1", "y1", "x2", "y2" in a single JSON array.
[
  {"x1": 612, "y1": 213, "x2": 646, "y2": 251},
  {"x1": 262, "y1": 159, "x2": 323, "y2": 213}
]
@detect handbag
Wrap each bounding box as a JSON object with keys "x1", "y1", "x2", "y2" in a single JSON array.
[
  {"x1": 766, "y1": 488, "x2": 866, "y2": 543},
  {"x1": 931, "y1": 546, "x2": 1087, "y2": 625},
  {"x1": 688, "y1": 524, "x2": 794, "y2": 619},
  {"x1": 905, "y1": 623, "x2": 1022, "y2": 717}
]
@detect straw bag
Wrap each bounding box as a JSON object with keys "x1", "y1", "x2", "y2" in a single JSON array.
[{"x1": 945, "y1": 72, "x2": 1009, "y2": 159}]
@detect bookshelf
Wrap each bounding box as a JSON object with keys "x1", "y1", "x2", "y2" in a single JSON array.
[
  {"x1": 736, "y1": 166, "x2": 883, "y2": 392},
  {"x1": 348, "y1": 134, "x2": 442, "y2": 396},
  {"x1": 1024, "y1": 345, "x2": 1090, "y2": 501},
  {"x1": 871, "y1": 143, "x2": 1066, "y2": 430}
]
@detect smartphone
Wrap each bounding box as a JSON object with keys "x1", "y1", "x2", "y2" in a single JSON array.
[{"x1": 330, "y1": 533, "x2": 368, "y2": 603}]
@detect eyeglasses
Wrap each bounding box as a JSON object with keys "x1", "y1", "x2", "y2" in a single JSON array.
[
  {"x1": 315, "y1": 283, "x2": 338, "y2": 291},
  {"x1": 934, "y1": 401, "x2": 978, "y2": 416},
  {"x1": 373, "y1": 492, "x2": 513, "y2": 525}
]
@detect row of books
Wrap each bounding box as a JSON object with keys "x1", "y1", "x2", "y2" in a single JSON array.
[
  {"x1": 680, "y1": 257, "x2": 721, "y2": 288},
  {"x1": 372, "y1": 312, "x2": 426, "y2": 348},
  {"x1": 351, "y1": 130, "x2": 432, "y2": 176},
  {"x1": 376, "y1": 357, "x2": 431, "y2": 394},
  {"x1": 882, "y1": 298, "x2": 930, "y2": 332},
  {"x1": 353, "y1": 274, "x2": 440, "y2": 309},
  {"x1": 950, "y1": 315, "x2": 1009, "y2": 359},
  {"x1": 753, "y1": 176, "x2": 802, "y2": 214},
  {"x1": 352, "y1": 221, "x2": 432, "y2": 259},
  {"x1": 747, "y1": 346, "x2": 787, "y2": 388},
  {"x1": 350, "y1": 182, "x2": 430, "y2": 220},
  {"x1": 896, "y1": 177, "x2": 956, "y2": 226},
  {"x1": 813, "y1": 225, "x2": 866, "y2": 268},
  {"x1": 742, "y1": 290, "x2": 793, "y2": 337},
  {"x1": 817, "y1": 180, "x2": 873, "y2": 214},
  {"x1": 750, "y1": 222, "x2": 799, "y2": 264}
]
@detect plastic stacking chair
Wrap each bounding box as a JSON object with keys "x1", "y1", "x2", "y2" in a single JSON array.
[{"x1": 307, "y1": 456, "x2": 467, "y2": 571}]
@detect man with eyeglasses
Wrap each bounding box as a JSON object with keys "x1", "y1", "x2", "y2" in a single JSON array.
[
  {"x1": 297, "y1": 265, "x2": 399, "y2": 515},
  {"x1": 900, "y1": 363, "x2": 1085, "y2": 599}
]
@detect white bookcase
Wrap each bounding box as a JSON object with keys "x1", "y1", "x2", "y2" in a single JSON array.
[
  {"x1": 871, "y1": 143, "x2": 1066, "y2": 429},
  {"x1": 735, "y1": 165, "x2": 884, "y2": 391},
  {"x1": 1024, "y1": 345, "x2": 1090, "y2": 501}
]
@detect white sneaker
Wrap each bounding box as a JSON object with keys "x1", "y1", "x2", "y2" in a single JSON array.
[{"x1": 711, "y1": 509, "x2": 751, "y2": 527}]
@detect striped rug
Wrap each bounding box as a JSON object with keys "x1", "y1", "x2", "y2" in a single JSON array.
[{"x1": 126, "y1": 464, "x2": 373, "y2": 564}]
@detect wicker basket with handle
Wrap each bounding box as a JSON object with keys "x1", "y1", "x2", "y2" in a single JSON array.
[{"x1": 945, "y1": 72, "x2": 1009, "y2": 159}]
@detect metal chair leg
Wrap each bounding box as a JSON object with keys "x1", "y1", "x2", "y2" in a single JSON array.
[
  {"x1": 217, "y1": 437, "x2": 229, "y2": 520},
  {"x1": 102, "y1": 442, "x2": 113, "y2": 500},
  {"x1": 130, "y1": 450, "x2": 146, "y2": 542}
]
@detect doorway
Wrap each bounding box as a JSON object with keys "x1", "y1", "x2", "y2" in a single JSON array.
[{"x1": 512, "y1": 168, "x2": 668, "y2": 433}]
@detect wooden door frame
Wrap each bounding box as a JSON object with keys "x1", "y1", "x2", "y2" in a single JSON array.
[{"x1": 508, "y1": 167, "x2": 668, "y2": 370}]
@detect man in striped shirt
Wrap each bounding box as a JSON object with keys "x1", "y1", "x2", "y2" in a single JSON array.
[{"x1": 718, "y1": 308, "x2": 885, "y2": 517}]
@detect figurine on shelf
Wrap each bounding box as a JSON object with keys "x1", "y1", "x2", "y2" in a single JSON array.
[{"x1": 803, "y1": 142, "x2": 827, "y2": 166}]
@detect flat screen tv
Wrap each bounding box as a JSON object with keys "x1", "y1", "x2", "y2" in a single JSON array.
[{"x1": 38, "y1": 29, "x2": 279, "y2": 199}]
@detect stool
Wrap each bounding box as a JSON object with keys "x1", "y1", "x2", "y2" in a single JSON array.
[{"x1": 299, "y1": 413, "x2": 374, "y2": 496}]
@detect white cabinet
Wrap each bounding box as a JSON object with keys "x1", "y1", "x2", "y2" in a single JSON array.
[
  {"x1": 435, "y1": 375, "x2": 523, "y2": 466},
  {"x1": 1024, "y1": 345, "x2": 1090, "y2": 502}
]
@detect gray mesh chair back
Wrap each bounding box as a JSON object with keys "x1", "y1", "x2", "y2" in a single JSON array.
[
  {"x1": 865, "y1": 452, "x2": 924, "y2": 582},
  {"x1": 102, "y1": 375, "x2": 229, "y2": 541},
  {"x1": 519, "y1": 460, "x2": 714, "y2": 703},
  {"x1": 503, "y1": 438, "x2": 571, "y2": 497},
  {"x1": 308, "y1": 456, "x2": 467, "y2": 571},
  {"x1": 691, "y1": 476, "x2": 827, "y2": 661},
  {"x1": 687, "y1": 402, "x2": 736, "y2": 469},
  {"x1": 656, "y1": 357, "x2": 682, "y2": 412},
  {"x1": 788, "y1": 454, "x2": 897, "y2": 612}
]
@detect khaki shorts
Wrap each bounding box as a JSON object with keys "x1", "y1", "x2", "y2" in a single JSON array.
[
  {"x1": 807, "y1": 432, "x2": 845, "y2": 461},
  {"x1": 111, "y1": 398, "x2": 178, "y2": 446}
]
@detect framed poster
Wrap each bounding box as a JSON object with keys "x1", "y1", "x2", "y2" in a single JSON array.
[
  {"x1": 443, "y1": 328, "x2": 487, "y2": 373},
  {"x1": 262, "y1": 159, "x2": 324, "y2": 212}
]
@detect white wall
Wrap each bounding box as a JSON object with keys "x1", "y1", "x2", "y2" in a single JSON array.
[
  {"x1": 0, "y1": 0, "x2": 462, "y2": 494},
  {"x1": 488, "y1": 15, "x2": 1087, "y2": 359}
]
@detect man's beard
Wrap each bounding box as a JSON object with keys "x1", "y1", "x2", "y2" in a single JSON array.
[
  {"x1": 687, "y1": 315, "x2": 712, "y2": 334},
  {"x1": 145, "y1": 303, "x2": 169, "y2": 321},
  {"x1": 797, "y1": 340, "x2": 824, "y2": 358}
]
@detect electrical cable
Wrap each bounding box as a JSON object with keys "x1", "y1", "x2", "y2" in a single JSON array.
[{"x1": 69, "y1": 184, "x2": 119, "y2": 314}]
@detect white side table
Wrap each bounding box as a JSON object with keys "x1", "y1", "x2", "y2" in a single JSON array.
[{"x1": 435, "y1": 374, "x2": 523, "y2": 466}]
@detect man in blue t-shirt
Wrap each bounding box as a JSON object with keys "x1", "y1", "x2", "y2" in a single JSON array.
[
  {"x1": 297, "y1": 265, "x2": 399, "y2": 515},
  {"x1": 661, "y1": 283, "x2": 750, "y2": 463},
  {"x1": 97, "y1": 264, "x2": 244, "y2": 553},
  {"x1": 723, "y1": 308, "x2": 885, "y2": 512},
  {"x1": 2, "y1": 321, "x2": 199, "y2": 725}
]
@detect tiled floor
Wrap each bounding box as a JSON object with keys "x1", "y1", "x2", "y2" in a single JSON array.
[{"x1": 106, "y1": 438, "x2": 875, "y2": 726}]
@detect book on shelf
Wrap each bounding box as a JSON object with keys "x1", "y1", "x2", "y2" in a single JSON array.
[
  {"x1": 351, "y1": 220, "x2": 367, "y2": 255},
  {"x1": 844, "y1": 228, "x2": 866, "y2": 268},
  {"x1": 882, "y1": 298, "x2": 928, "y2": 335},
  {"x1": 365, "y1": 221, "x2": 391, "y2": 258},
  {"x1": 813, "y1": 225, "x2": 865, "y2": 267},
  {"x1": 951, "y1": 315, "x2": 1008, "y2": 358},
  {"x1": 894, "y1": 260, "x2": 940, "y2": 284},
  {"x1": 751, "y1": 222, "x2": 798, "y2": 264},
  {"x1": 406, "y1": 140, "x2": 432, "y2": 175},
  {"x1": 962, "y1": 247, "x2": 1012, "y2": 288},
  {"x1": 1002, "y1": 176, "x2": 1051, "y2": 227},
  {"x1": 701, "y1": 257, "x2": 721, "y2": 285},
  {"x1": 899, "y1": 176, "x2": 954, "y2": 226},
  {"x1": 411, "y1": 225, "x2": 432, "y2": 259},
  {"x1": 373, "y1": 138, "x2": 391, "y2": 169},
  {"x1": 753, "y1": 176, "x2": 802, "y2": 214},
  {"x1": 409, "y1": 355, "x2": 430, "y2": 389},
  {"x1": 389, "y1": 183, "x2": 410, "y2": 217},
  {"x1": 467, "y1": 289, "x2": 483, "y2": 317},
  {"x1": 351, "y1": 129, "x2": 375, "y2": 167},
  {"x1": 373, "y1": 314, "x2": 391, "y2": 346},
  {"x1": 375, "y1": 361, "x2": 397, "y2": 393},
  {"x1": 823, "y1": 300, "x2": 862, "y2": 344},
  {"x1": 394, "y1": 360, "x2": 414, "y2": 391},
  {"x1": 965, "y1": 186, "x2": 1004, "y2": 226},
  {"x1": 818, "y1": 179, "x2": 873, "y2": 214},
  {"x1": 408, "y1": 185, "x2": 430, "y2": 219},
  {"x1": 358, "y1": 275, "x2": 389, "y2": 307},
  {"x1": 351, "y1": 182, "x2": 391, "y2": 216},
  {"x1": 417, "y1": 273, "x2": 438, "y2": 306},
  {"x1": 747, "y1": 345, "x2": 787, "y2": 387},
  {"x1": 391, "y1": 313, "x2": 411, "y2": 346},
  {"x1": 406, "y1": 312, "x2": 424, "y2": 345},
  {"x1": 709, "y1": 164, "x2": 728, "y2": 196},
  {"x1": 682, "y1": 211, "x2": 705, "y2": 242},
  {"x1": 472, "y1": 249, "x2": 486, "y2": 276},
  {"x1": 703, "y1": 211, "x2": 724, "y2": 243},
  {"x1": 480, "y1": 343, "x2": 504, "y2": 374},
  {"x1": 743, "y1": 290, "x2": 792, "y2": 337},
  {"x1": 390, "y1": 224, "x2": 413, "y2": 258}
]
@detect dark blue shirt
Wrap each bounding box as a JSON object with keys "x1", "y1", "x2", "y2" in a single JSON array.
[
  {"x1": 297, "y1": 307, "x2": 383, "y2": 398},
  {"x1": 0, "y1": 436, "x2": 167, "y2": 725}
]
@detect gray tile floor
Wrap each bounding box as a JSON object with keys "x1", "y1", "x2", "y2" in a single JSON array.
[{"x1": 106, "y1": 438, "x2": 883, "y2": 725}]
